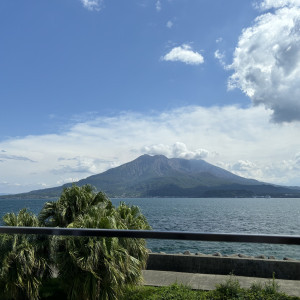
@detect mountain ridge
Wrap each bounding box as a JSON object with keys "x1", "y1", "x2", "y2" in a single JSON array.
[{"x1": 1, "y1": 154, "x2": 300, "y2": 199}]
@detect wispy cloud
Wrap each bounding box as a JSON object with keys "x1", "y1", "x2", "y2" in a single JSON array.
[
  {"x1": 214, "y1": 49, "x2": 226, "y2": 67},
  {"x1": 228, "y1": 0, "x2": 300, "y2": 122},
  {"x1": 0, "y1": 181, "x2": 48, "y2": 195},
  {"x1": 53, "y1": 157, "x2": 115, "y2": 175},
  {"x1": 0, "y1": 153, "x2": 36, "y2": 163},
  {"x1": 156, "y1": 0, "x2": 162, "y2": 11},
  {"x1": 80, "y1": 0, "x2": 103, "y2": 11},
  {"x1": 166, "y1": 20, "x2": 173, "y2": 28},
  {"x1": 162, "y1": 44, "x2": 204, "y2": 65}
]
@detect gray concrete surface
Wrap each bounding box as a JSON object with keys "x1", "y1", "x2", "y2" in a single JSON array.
[
  {"x1": 147, "y1": 253, "x2": 300, "y2": 280},
  {"x1": 142, "y1": 270, "x2": 300, "y2": 297}
]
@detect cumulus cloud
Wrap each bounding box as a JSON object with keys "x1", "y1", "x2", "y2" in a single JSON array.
[
  {"x1": 80, "y1": 0, "x2": 102, "y2": 11},
  {"x1": 1, "y1": 105, "x2": 300, "y2": 192},
  {"x1": 228, "y1": 2, "x2": 300, "y2": 122},
  {"x1": 162, "y1": 44, "x2": 204, "y2": 65},
  {"x1": 142, "y1": 142, "x2": 209, "y2": 160},
  {"x1": 256, "y1": 0, "x2": 300, "y2": 10},
  {"x1": 231, "y1": 160, "x2": 257, "y2": 172}
]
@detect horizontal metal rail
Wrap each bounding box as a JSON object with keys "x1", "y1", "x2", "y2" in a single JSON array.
[{"x1": 0, "y1": 226, "x2": 299, "y2": 245}]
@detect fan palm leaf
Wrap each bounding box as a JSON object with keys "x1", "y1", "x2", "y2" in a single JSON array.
[
  {"x1": 0, "y1": 209, "x2": 51, "y2": 300},
  {"x1": 38, "y1": 185, "x2": 151, "y2": 300}
]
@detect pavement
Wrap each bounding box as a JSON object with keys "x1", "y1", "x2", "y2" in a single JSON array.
[{"x1": 142, "y1": 270, "x2": 300, "y2": 297}]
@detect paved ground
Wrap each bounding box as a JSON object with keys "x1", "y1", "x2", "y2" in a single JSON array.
[{"x1": 142, "y1": 270, "x2": 300, "y2": 297}]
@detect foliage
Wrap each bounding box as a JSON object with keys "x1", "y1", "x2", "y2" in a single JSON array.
[
  {"x1": 12, "y1": 280, "x2": 299, "y2": 300},
  {"x1": 39, "y1": 185, "x2": 151, "y2": 300},
  {"x1": 122, "y1": 281, "x2": 300, "y2": 300},
  {"x1": 214, "y1": 275, "x2": 243, "y2": 298},
  {"x1": 212, "y1": 275, "x2": 297, "y2": 300},
  {"x1": 3, "y1": 185, "x2": 297, "y2": 300},
  {"x1": 39, "y1": 278, "x2": 66, "y2": 300},
  {"x1": 38, "y1": 184, "x2": 110, "y2": 227},
  {"x1": 0, "y1": 209, "x2": 51, "y2": 300},
  {"x1": 0, "y1": 185, "x2": 150, "y2": 300}
]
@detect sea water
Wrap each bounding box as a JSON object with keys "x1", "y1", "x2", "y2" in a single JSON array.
[{"x1": 0, "y1": 197, "x2": 299, "y2": 259}]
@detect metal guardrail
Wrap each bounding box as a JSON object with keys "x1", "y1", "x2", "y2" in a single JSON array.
[{"x1": 0, "y1": 226, "x2": 299, "y2": 245}]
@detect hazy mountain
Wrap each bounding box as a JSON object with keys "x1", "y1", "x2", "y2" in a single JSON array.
[{"x1": 2, "y1": 155, "x2": 300, "y2": 199}]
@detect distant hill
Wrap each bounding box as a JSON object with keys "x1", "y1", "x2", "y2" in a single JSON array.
[{"x1": 2, "y1": 154, "x2": 300, "y2": 199}]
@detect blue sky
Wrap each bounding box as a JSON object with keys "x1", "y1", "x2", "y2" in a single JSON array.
[{"x1": 1, "y1": 0, "x2": 300, "y2": 193}]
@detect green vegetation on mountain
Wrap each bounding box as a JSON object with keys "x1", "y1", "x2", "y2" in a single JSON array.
[{"x1": 2, "y1": 155, "x2": 300, "y2": 199}]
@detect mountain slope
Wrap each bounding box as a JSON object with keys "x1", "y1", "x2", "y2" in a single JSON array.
[
  {"x1": 2, "y1": 155, "x2": 300, "y2": 199},
  {"x1": 75, "y1": 154, "x2": 261, "y2": 196}
]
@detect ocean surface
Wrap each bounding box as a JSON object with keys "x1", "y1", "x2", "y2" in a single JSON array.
[{"x1": 0, "y1": 197, "x2": 299, "y2": 259}]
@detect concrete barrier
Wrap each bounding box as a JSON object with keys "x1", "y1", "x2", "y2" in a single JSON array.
[{"x1": 147, "y1": 253, "x2": 300, "y2": 280}]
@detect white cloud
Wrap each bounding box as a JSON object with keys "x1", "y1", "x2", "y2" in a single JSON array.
[
  {"x1": 1, "y1": 105, "x2": 300, "y2": 193},
  {"x1": 295, "y1": 152, "x2": 300, "y2": 164},
  {"x1": 56, "y1": 178, "x2": 80, "y2": 186},
  {"x1": 156, "y1": 0, "x2": 161, "y2": 11},
  {"x1": 256, "y1": 0, "x2": 300, "y2": 10},
  {"x1": 80, "y1": 0, "x2": 102, "y2": 11},
  {"x1": 166, "y1": 20, "x2": 173, "y2": 28},
  {"x1": 214, "y1": 49, "x2": 226, "y2": 67},
  {"x1": 52, "y1": 157, "x2": 116, "y2": 175},
  {"x1": 0, "y1": 181, "x2": 49, "y2": 195},
  {"x1": 228, "y1": 160, "x2": 262, "y2": 179},
  {"x1": 162, "y1": 44, "x2": 204, "y2": 65},
  {"x1": 216, "y1": 37, "x2": 223, "y2": 43},
  {"x1": 228, "y1": 3, "x2": 300, "y2": 122},
  {"x1": 231, "y1": 160, "x2": 257, "y2": 172},
  {"x1": 142, "y1": 142, "x2": 209, "y2": 160}
]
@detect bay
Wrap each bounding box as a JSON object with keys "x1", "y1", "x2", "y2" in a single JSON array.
[{"x1": 0, "y1": 197, "x2": 299, "y2": 259}]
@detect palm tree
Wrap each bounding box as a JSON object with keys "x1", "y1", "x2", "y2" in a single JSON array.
[
  {"x1": 0, "y1": 209, "x2": 51, "y2": 300},
  {"x1": 39, "y1": 185, "x2": 110, "y2": 227},
  {"x1": 116, "y1": 202, "x2": 150, "y2": 271},
  {"x1": 39, "y1": 185, "x2": 150, "y2": 300}
]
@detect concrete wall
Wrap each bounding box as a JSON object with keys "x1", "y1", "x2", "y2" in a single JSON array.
[{"x1": 147, "y1": 253, "x2": 300, "y2": 280}]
